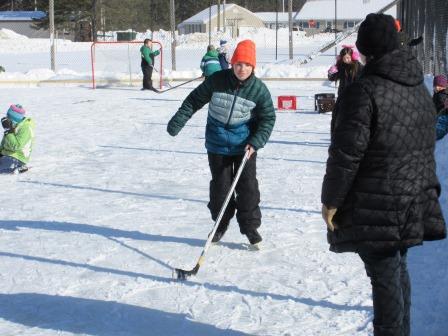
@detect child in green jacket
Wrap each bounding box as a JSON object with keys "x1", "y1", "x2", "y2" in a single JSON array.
[
  {"x1": 200, "y1": 45, "x2": 221, "y2": 78},
  {"x1": 0, "y1": 104, "x2": 35, "y2": 174},
  {"x1": 140, "y1": 38, "x2": 160, "y2": 92}
]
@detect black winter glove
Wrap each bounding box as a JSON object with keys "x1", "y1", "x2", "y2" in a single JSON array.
[
  {"x1": 167, "y1": 118, "x2": 181, "y2": 136},
  {"x1": 1, "y1": 117, "x2": 13, "y2": 131}
]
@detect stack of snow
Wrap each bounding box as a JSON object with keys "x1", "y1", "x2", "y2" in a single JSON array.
[{"x1": 0, "y1": 28, "x2": 29, "y2": 40}]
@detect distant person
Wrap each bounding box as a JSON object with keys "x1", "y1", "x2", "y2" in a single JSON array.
[
  {"x1": 140, "y1": 38, "x2": 160, "y2": 92},
  {"x1": 167, "y1": 39, "x2": 276, "y2": 247},
  {"x1": 200, "y1": 45, "x2": 221, "y2": 79},
  {"x1": 395, "y1": 19, "x2": 423, "y2": 48},
  {"x1": 327, "y1": 45, "x2": 363, "y2": 96},
  {"x1": 0, "y1": 104, "x2": 35, "y2": 174},
  {"x1": 322, "y1": 13, "x2": 446, "y2": 336},
  {"x1": 433, "y1": 74, "x2": 448, "y2": 140},
  {"x1": 217, "y1": 39, "x2": 230, "y2": 70}
]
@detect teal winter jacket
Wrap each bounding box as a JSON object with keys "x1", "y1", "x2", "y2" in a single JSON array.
[
  {"x1": 167, "y1": 69, "x2": 276, "y2": 155},
  {"x1": 200, "y1": 50, "x2": 221, "y2": 77}
]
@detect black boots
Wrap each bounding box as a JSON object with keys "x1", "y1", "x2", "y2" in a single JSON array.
[
  {"x1": 245, "y1": 229, "x2": 262, "y2": 245},
  {"x1": 211, "y1": 221, "x2": 229, "y2": 243}
]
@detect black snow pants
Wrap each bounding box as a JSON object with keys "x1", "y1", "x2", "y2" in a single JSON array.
[
  {"x1": 359, "y1": 249, "x2": 410, "y2": 336},
  {"x1": 207, "y1": 152, "x2": 261, "y2": 234},
  {"x1": 141, "y1": 64, "x2": 154, "y2": 90}
]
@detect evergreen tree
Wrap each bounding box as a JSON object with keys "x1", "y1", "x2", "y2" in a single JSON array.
[
  {"x1": 31, "y1": 0, "x2": 93, "y2": 31},
  {"x1": 2, "y1": 0, "x2": 305, "y2": 36}
]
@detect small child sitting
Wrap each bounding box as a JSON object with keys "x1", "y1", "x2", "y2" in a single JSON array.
[
  {"x1": 0, "y1": 104, "x2": 35, "y2": 174},
  {"x1": 433, "y1": 75, "x2": 448, "y2": 140}
]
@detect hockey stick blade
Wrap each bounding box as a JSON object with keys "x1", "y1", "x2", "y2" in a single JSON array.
[
  {"x1": 172, "y1": 151, "x2": 249, "y2": 281},
  {"x1": 173, "y1": 264, "x2": 200, "y2": 281}
]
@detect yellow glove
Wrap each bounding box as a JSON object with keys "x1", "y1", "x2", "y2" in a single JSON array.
[{"x1": 322, "y1": 204, "x2": 338, "y2": 231}]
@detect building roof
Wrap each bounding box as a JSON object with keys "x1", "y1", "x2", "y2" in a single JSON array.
[
  {"x1": 179, "y1": 3, "x2": 260, "y2": 25},
  {"x1": 181, "y1": 4, "x2": 235, "y2": 24},
  {"x1": 255, "y1": 12, "x2": 292, "y2": 23},
  {"x1": 296, "y1": 0, "x2": 396, "y2": 20},
  {"x1": 0, "y1": 11, "x2": 46, "y2": 21}
]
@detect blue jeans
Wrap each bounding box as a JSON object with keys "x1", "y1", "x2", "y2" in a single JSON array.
[
  {"x1": 0, "y1": 155, "x2": 27, "y2": 174},
  {"x1": 436, "y1": 115, "x2": 448, "y2": 140}
]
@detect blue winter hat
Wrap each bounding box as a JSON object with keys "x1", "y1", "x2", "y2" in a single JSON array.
[
  {"x1": 7, "y1": 104, "x2": 26, "y2": 124},
  {"x1": 220, "y1": 39, "x2": 227, "y2": 46}
]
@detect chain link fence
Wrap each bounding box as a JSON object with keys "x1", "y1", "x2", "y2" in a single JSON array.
[{"x1": 398, "y1": 0, "x2": 448, "y2": 76}]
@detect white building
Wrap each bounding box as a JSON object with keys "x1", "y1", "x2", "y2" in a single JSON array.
[
  {"x1": 255, "y1": 13, "x2": 292, "y2": 30},
  {"x1": 295, "y1": 0, "x2": 397, "y2": 32},
  {"x1": 0, "y1": 11, "x2": 47, "y2": 38},
  {"x1": 177, "y1": 4, "x2": 264, "y2": 38}
]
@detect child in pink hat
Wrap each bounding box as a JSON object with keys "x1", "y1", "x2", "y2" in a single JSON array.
[
  {"x1": 327, "y1": 45, "x2": 363, "y2": 97},
  {"x1": 0, "y1": 104, "x2": 35, "y2": 173}
]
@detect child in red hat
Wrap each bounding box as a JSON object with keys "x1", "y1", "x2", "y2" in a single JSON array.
[{"x1": 167, "y1": 39, "x2": 276, "y2": 248}]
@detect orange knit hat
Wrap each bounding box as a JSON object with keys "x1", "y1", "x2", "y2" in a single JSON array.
[
  {"x1": 231, "y1": 39, "x2": 256, "y2": 68},
  {"x1": 394, "y1": 19, "x2": 401, "y2": 31}
]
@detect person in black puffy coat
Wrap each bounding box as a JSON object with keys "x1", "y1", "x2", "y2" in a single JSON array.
[{"x1": 321, "y1": 13, "x2": 446, "y2": 336}]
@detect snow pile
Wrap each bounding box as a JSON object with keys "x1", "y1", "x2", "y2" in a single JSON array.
[
  {"x1": 257, "y1": 64, "x2": 329, "y2": 78},
  {"x1": 0, "y1": 82, "x2": 445, "y2": 336},
  {"x1": 0, "y1": 28, "x2": 29, "y2": 40}
]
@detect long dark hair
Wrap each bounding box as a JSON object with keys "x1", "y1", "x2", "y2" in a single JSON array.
[{"x1": 336, "y1": 47, "x2": 361, "y2": 81}]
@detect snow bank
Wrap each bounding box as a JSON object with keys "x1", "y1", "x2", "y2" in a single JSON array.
[{"x1": 0, "y1": 28, "x2": 29, "y2": 40}]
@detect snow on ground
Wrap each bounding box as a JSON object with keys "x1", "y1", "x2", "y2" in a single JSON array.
[
  {"x1": 0, "y1": 80, "x2": 446, "y2": 336},
  {"x1": 0, "y1": 25, "x2": 446, "y2": 336}
]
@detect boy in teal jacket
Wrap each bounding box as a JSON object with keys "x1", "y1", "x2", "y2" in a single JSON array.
[
  {"x1": 140, "y1": 38, "x2": 160, "y2": 92},
  {"x1": 0, "y1": 104, "x2": 35, "y2": 173},
  {"x1": 200, "y1": 45, "x2": 222, "y2": 78},
  {"x1": 167, "y1": 40, "x2": 275, "y2": 247}
]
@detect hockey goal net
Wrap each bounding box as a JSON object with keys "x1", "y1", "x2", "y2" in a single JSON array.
[{"x1": 91, "y1": 41, "x2": 163, "y2": 89}]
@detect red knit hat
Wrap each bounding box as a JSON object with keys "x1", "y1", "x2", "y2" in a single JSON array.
[{"x1": 231, "y1": 39, "x2": 256, "y2": 68}]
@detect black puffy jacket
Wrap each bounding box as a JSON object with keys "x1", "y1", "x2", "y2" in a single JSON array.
[{"x1": 322, "y1": 49, "x2": 446, "y2": 253}]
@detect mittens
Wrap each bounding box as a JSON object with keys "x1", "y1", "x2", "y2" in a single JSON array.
[
  {"x1": 328, "y1": 65, "x2": 338, "y2": 75},
  {"x1": 167, "y1": 119, "x2": 180, "y2": 136}
]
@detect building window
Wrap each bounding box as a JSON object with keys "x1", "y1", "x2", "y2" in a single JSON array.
[{"x1": 344, "y1": 21, "x2": 355, "y2": 28}]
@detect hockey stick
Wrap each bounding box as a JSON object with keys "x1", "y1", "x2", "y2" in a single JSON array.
[
  {"x1": 173, "y1": 150, "x2": 250, "y2": 281},
  {"x1": 158, "y1": 76, "x2": 204, "y2": 93},
  {"x1": 299, "y1": 0, "x2": 401, "y2": 65}
]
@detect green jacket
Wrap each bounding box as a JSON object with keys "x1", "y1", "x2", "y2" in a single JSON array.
[
  {"x1": 167, "y1": 69, "x2": 276, "y2": 155},
  {"x1": 0, "y1": 117, "x2": 35, "y2": 163},
  {"x1": 200, "y1": 50, "x2": 221, "y2": 77},
  {"x1": 140, "y1": 45, "x2": 160, "y2": 66}
]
